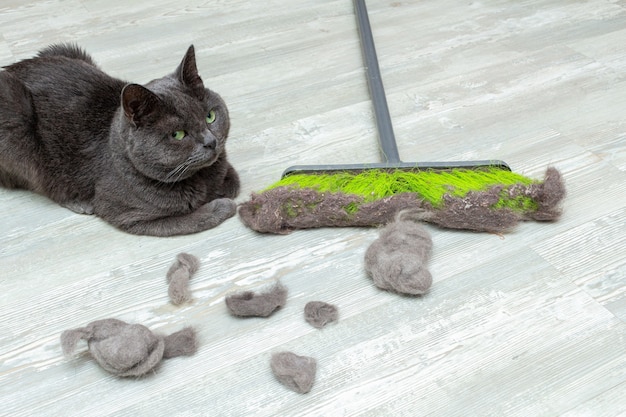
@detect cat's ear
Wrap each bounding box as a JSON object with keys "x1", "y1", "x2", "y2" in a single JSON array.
[
  {"x1": 176, "y1": 45, "x2": 205, "y2": 98},
  {"x1": 121, "y1": 84, "x2": 161, "y2": 127}
]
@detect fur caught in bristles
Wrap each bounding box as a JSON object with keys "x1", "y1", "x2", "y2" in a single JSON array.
[{"x1": 238, "y1": 167, "x2": 565, "y2": 234}]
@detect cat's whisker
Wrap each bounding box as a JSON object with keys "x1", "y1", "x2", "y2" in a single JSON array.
[
  {"x1": 165, "y1": 162, "x2": 190, "y2": 183},
  {"x1": 164, "y1": 154, "x2": 205, "y2": 183}
]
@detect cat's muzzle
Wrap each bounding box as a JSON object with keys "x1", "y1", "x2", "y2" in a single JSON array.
[{"x1": 203, "y1": 132, "x2": 217, "y2": 150}]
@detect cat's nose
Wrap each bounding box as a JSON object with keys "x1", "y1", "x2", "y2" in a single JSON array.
[{"x1": 203, "y1": 132, "x2": 217, "y2": 149}]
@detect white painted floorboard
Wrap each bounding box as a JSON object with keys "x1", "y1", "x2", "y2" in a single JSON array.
[{"x1": 1, "y1": 1, "x2": 625, "y2": 416}]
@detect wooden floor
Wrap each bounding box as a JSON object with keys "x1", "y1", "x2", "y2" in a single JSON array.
[{"x1": 1, "y1": 0, "x2": 625, "y2": 416}]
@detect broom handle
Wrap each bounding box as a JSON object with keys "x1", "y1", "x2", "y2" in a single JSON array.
[
  {"x1": 354, "y1": 0, "x2": 402, "y2": 164},
  {"x1": 281, "y1": 1, "x2": 512, "y2": 176}
]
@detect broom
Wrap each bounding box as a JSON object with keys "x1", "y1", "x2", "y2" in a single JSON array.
[{"x1": 238, "y1": 0, "x2": 565, "y2": 234}]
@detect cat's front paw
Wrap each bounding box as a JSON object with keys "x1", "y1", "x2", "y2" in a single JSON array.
[
  {"x1": 62, "y1": 200, "x2": 95, "y2": 215},
  {"x1": 221, "y1": 166, "x2": 240, "y2": 199},
  {"x1": 196, "y1": 198, "x2": 237, "y2": 229}
]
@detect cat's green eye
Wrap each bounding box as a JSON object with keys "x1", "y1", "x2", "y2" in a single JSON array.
[
  {"x1": 206, "y1": 110, "x2": 216, "y2": 124},
  {"x1": 172, "y1": 130, "x2": 186, "y2": 140}
]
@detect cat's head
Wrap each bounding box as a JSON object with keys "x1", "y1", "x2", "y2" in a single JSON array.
[{"x1": 119, "y1": 45, "x2": 230, "y2": 183}]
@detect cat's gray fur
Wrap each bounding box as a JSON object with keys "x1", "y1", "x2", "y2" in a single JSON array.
[{"x1": 0, "y1": 44, "x2": 239, "y2": 236}]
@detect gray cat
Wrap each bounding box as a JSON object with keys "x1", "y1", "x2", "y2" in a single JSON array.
[{"x1": 0, "y1": 44, "x2": 239, "y2": 236}]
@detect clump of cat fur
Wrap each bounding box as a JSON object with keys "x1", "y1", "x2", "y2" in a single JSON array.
[
  {"x1": 364, "y1": 209, "x2": 433, "y2": 295},
  {"x1": 225, "y1": 282, "x2": 288, "y2": 318},
  {"x1": 0, "y1": 43, "x2": 239, "y2": 236},
  {"x1": 304, "y1": 301, "x2": 339, "y2": 329},
  {"x1": 61, "y1": 319, "x2": 197, "y2": 377},
  {"x1": 167, "y1": 253, "x2": 200, "y2": 305},
  {"x1": 270, "y1": 351, "x2": 317, "y2": 394}
]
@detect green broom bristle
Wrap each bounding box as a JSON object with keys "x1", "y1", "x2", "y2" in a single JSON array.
[{"x1": 266, "y1": 167, "x2": 539, "y2": 211}]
